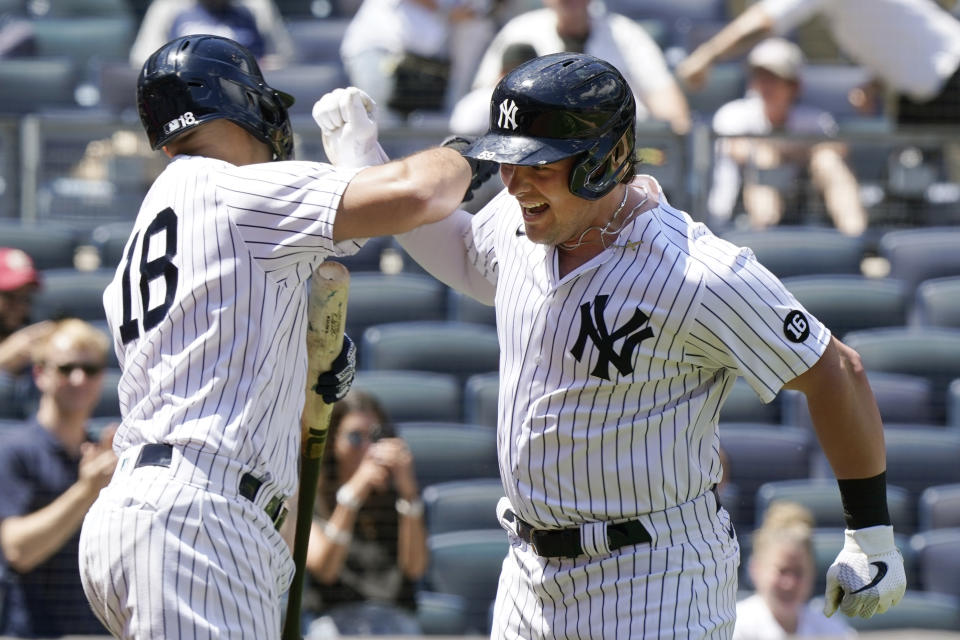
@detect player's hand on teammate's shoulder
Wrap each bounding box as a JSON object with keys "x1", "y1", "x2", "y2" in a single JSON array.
[
  {"x1": 823, "y1": 525, "x2": 907, "y2": 618},
  {"x1": 313, "y1": 87, "x2": 389, "y2": 168}
]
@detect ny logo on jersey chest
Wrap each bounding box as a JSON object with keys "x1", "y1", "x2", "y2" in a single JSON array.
[{"x1": 570, "y1": 295, "x2": 655, "y2": 380}]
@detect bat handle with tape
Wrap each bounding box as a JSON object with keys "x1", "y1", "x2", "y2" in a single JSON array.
[{"x1": 283, "y1": 261, "x2": 350, "y2": 640}]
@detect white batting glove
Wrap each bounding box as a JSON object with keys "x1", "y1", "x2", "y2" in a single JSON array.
[
  {"x1": 823, "y1": 525, "x2": 906, "y2": 619},
  {"x1": 312, "y1": 87, "x2": 389, "y2": 168}
]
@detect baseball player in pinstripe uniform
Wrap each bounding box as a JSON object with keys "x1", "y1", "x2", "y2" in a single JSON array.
[
  {"x1": 317, "y1": 53, "x2": 906, "y2": 639},
  {"x1": 77, "y1": 35, "x2": 476, "y2": 639}
]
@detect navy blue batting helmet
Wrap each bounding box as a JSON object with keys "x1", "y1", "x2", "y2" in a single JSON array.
[
  {"x1": 463, "y1": 52, "x2": 636, "y2": 200},
  {"x1": 137, "y1": 35, "x2": 294, "y2": 160}
]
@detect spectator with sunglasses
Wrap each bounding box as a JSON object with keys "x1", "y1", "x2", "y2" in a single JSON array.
[
  {"x1": 303, "y1": 390, "x2": 428, "y2": 637},
  {"x1": 0, "y1": 318, "x2": 116, "y2": 637},
  {"x1": 0, "y1": 248, "x2": 54, "y2": 420}
]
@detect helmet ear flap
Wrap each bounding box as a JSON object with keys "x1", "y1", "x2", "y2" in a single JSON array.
[{"x1": 569, "y1": 126, "x2": 636, "y2": 200}]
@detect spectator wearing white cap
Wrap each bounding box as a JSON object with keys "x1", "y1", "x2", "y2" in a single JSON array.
[
  {"x1": 677, "y1": 0, "x2": 960, "y2": 126},
  {"x1": 0, "y1": 248, "x2": 53, "y2": 418},
  {"x1": 707, "y1": 38, "x2": 868, "y2": 235}
]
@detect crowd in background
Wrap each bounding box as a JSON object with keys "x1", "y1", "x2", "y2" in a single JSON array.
[{"x1": 1, "y1": 0, "x2": 960, "y2": 637}]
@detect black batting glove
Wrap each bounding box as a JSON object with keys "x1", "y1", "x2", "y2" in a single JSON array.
[
  {"x1": 314, "y1": 334, "x2": 356, "y2": 404},
  {"x1": 442, "y1": 135, "x2": 499, "y2": 203}
]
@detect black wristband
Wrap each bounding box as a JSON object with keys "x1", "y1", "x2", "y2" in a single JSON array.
[{"x1": 837, "y1": 471, "x2": 891, "y2": 530}]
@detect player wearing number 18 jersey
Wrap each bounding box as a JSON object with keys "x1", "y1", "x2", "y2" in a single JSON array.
[
  {"x1": 318, "y1": 53, "x2": 907, "y2": 638},
  {"x1": 78, "y1": 35, "x2": 473, "y2": 639}
]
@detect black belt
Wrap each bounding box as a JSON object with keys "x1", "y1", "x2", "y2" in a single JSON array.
[
  {"x1": 505, "y1": 485, "x2": 724, "y2": 559},
  {"x1": 134, "y1": 443, "x2": 288, "y2": 530}
]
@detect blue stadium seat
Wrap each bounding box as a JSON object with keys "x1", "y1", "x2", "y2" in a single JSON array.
[
  {"x1": 0, "y1": 57, "x2": 79, "y2": 115},
  {"x1": 0, "y1": 220, "x2": 79, "y2": 270},
  {"x1": 93, "y1": 368, "x2": 121, "y2": 418},
  {"x1": 351, "y1": 370, "x2": 461, "y2": 422},
  {"x1": 782, "y1": 371, "x2": 937, "y2": 428},
  {"x1": 843, "y1": 590, "x2": 960, "y2": 632},
  {"x1": 718, "y1": 377, "x2": 779, "y2": 424},
  {"x1": 462, "y1": 372, "x2": 499, "y2": 428},
  {"x1": 755, "y1": 478, "x2": 912, "y2": 534},
  {"x1": 842, "y1": 327, "x2": 960, "y2": 423},
  {"x1": 447, "y1": 289, "x2": 496, "y2": 327},
  {"x1": 422, "y1": 478, "x2": 505, "y2": 536},
  {"x1": 360, "y1": 321, "x2": 499, "y2": 384},
  {"x1": 918, "y1": 484, "x2": 960, "y2": 532},
  {"x1": 914, "y1": 276, "x2": 960, "y2": 329},
  {"x1": 286, "y1": 17, "x2": 350, "y2": 64},
  {"x1": 423, "y1": 529, "x2": 510, "y2": 635},
  {"x1": 718, "y1": 425, "x2": 812, "y2": 530},
  {"x1": 345, "y1": 273, "x2": 448, "y2": 349},
  {"x1": 31, "y1": 268, "x2": 113, "y2": 322},
  {"x1": 879, "y1": 226, "x2": 960, "y2": 292},
  {"x1": 910, "y1": 528, "x2": 960, "y2": 598},
  {"x1": 396, "y1": 421, "x2": 499, "y2": 489},
  {"x1": 720, "y1": 226, "x2": 866, "y2": 278},
  {"x1": 780, "y1": 275, "x2": 909, "y2": 339}
]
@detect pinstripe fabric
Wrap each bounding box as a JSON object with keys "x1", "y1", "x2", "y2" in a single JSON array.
[
  {"x1": 464, "y1": 176, "x2": 829, "y2": 638},
  {"x1": 79, "y1": 155, "x2": 362, "y2": 638}
]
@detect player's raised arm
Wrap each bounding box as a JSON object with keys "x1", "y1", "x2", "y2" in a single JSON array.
[{"x1": 313, "y1": 88, "x2": 484, "y2": 243}]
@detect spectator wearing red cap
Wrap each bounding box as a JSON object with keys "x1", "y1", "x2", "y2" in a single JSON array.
[{"x1": 0, "y1": 248, "x2": 54, "y2": 419}]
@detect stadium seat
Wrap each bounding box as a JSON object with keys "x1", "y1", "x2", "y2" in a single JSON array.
[
  {"x1": 422, "y1": 478, "x2": 505, "y2": 536},
  {"x1": 780, "y1": 275, "x2": 908, "y2": 339},
  {"x1": 31, "y1": 16, "x2": 136, "y2": 65},
  {"x1": 0, "y1": 220, "x2": 79, "y2": 271},
  {"x1": 395, "y1": 421, "x2": 498, "y2": 489},
  {"x1": 950, "y1": 379, "x2": 960, "y2": 429},
  {"x1": 416, "y1": 591, "x2": 468, "y2": 636},
  {"x1": 88, "y1": 220, "x2": 134, "y2": 270},
  {"x1": 31, "y1": 268, "x2": 113, "y2": 322},
  {"x1": 842, "y1": 327, "x2": 960, "y2": 423},
  {"x1": 914, "y1": 276, "x2": 960, "y2": 329},
  {"x1": 879, "y1": 226, "x2": 960, "y2": 293},
  {"x1": 93, "y1": 368, "x2": 121, "y2": 418},
  {"x1": 423, "y1": 529, "x2": 510, "y2": 635},
  {"x1": 910, "y1": 528, "x2": 960, "y2": 598},
  {"x1": 717, "y1": 425, "x2": 812, "y2": 530},
  {"x1": 447, "y1": 289, "x2": 496, "y2": 326},
  {"x1": 720, "y1": 227, "x2": 866, "y2": 278},
  {"x1": 781, "y1": 371, "x2": 937, "y2": 428},
  {"x1": 267, "y1": 63, "x2": 350, "y2": 118},
  {"x1": 463, "y1": 372, "x2": 499, "y2": 428},
  {"x1": 351, "y1": 370, "x2": 460, "y2": 422},
  {"x1": 918, "y1": 484, "x2": 960, "y2": 532},
  {"x1": 360, "y1": 321, "x2": 499, "y2": 383},
  {"x1": 883, "y1": 428, "x2": 960, "y2": 531},
  {"x1": 754, "y1": 478, "x2": 912, "y2": 534},
  {"x1": 799, "y1": 64, "x2": 872, "y2": 123},
  {"x1": 31, "y1": 0, "x2": 132, "y2": 16},
  {"x1": 286, "y1": 17, "x2": 350, "y2": 64},
  {"x1": 683, "y1": 62, "x2": 746, "y2": 121},
  {"x1": 842, "y1": 590, "x2": 960, "y2": 632},
  {"x1": 0, "y1": 57, "x2": 79, "y2": 114},
  {"x1": 718, "y1": 377, "x2": 779, "y2": 424},
  {"x1": 88, "y1": 59, "x2": 140, "y2": 115},
  {"x1": 345, "y1": 273, "x2": 448, "y2": 349}
]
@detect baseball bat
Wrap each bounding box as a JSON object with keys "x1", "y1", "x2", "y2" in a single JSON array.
[{"x1": 282, "y1": 261, "x2": 350, "y2": 640}]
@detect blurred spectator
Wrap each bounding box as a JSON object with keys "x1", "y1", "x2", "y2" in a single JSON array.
[
  {"x1": 470, "y1": 0, "x2": 691, "y2": 135},
  {"x1": 708, "y1": 38, "x2": 868, "y2": 235},
  {"x1": 677, "y1": 0, "x2": 960, "y2": 127},
  {"x1": 340, "y1": 0, "x2": 495, "y2": 120},
  {"x1": 304, "y1": 390, "x2": 428, "y2": 637},
  {"x1": 0, "y1": 318, "x2": 116, "y2": 638},
  {"x1": 129, "y1": 0, "x2": 294, "y2": 69},
  {"x1": 0, "y1": 249, "x2": 52, "y2": 419},
  {"x1": 734, "y1": 501, "x2": 856, "y2": 640},
  {"x1": 449, "y1": 41, "x2": 537, "y2": 135},
  {"x1": 0, "y1": 4, "x2": 35, "y2": 58}
]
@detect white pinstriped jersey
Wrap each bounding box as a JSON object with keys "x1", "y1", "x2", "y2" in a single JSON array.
[
  {"x1": 102, "y1": 155, "x2": 362, "y2": 496},
  {"x1": 465, "y1": 177, "x2": 830, "y2": 530}
]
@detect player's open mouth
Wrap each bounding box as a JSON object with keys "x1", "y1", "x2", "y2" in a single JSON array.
[{"x1": 522, "y1": 202, "x2": 549, "y2": 218}]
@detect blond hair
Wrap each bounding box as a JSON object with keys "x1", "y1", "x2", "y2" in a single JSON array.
[
  {"x1": 34, "y1": 318, "x2": 109, "y2": 365},
  {"x1": 752, "y1": 501, "x2": 815, "y2": 558}
]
